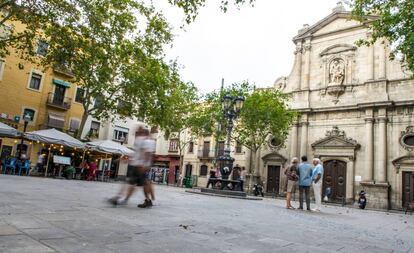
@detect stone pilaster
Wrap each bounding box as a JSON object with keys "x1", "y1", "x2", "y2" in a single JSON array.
[
  {"x1": 376, "y1": 116, "x2": 387, "y2": 182},
  {"x1": 293, "y1": 44, "x2": 302, "y2": 91},
  {"x1": 378, "y1": 41, "x2": 387, "y2": 79},
  {"x1": 367, "y1": 42, "x2": 374, "y2": 80},
  {"x1": 302, "y1": 42, "x2": 311, "y2": 90},
  {"x1": 364, "y1": 115, "x2": 374, "y2": 182},
  {"x1": 290, "y1": 123, "x2": 298, "y2": 158},
  {"x1": 300, "y1": 115, "x2": 309, "y2": 157}
]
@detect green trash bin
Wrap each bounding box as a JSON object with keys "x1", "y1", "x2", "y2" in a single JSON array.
[{"x1": 184, "y1": 176, "x2": 192, "y2": 188}]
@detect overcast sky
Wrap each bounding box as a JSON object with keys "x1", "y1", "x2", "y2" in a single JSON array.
[{"x1": 157, "y1": 0, "x2": 340, "y2": 94}]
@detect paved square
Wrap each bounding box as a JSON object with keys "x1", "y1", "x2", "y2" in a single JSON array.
[{"x1": 0, "y1": 175, "x2": 413, "y2": 253}]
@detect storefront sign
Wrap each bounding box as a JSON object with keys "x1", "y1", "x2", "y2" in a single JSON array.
[{"x1": 53, "y1": 155, "x2": 71, "y2": 165}]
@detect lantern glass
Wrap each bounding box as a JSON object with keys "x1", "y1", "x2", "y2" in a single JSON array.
[
  {"x1": 234, "y1": 96, "x2": 245, "y2": 111},
  {"x1": 223, "y1": 94, "x2": 232, "y2": 110}
]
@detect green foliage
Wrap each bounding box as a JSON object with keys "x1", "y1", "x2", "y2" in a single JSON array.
[
  {"x1": 198, "y1": 82, "x2": 295, "y2": 152},
  {"x1": 168, "y1": 0, "x2": 256, "y2": 24},
  {"x1": 350, "y1": 0, "x2": 414, "y2": 75},
  {"x1": 236, "y1": 88, "x2": 296, "y2": 152}
]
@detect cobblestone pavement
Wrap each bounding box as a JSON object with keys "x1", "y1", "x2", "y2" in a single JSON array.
[{"x1": 0, "y1": 175, "x2": 413, "y2": 253}]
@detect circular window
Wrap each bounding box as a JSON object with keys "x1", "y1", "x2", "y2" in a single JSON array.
[
  {"x1": 403, "y1": 135, "x2": 414, "y2": 147},
  {"x1": 268, "y1": 135, "x2": 283, "y2": 149}
]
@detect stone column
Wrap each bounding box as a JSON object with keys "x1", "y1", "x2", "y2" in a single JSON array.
[
  {"x1": 346, "y1": 157, "x2": 355, "y2": 201},
  {"x1": 367, "y1": 43, "x2": 375, "y2": 80},
  {"x1": 294, "y1": 44, "x2": 302, "y2": 91},
  {"x1": 376, "y1": 116, "x2": 387, "y2": 182},
  {"x1": 302, "y1": 42, "x2": 311, "y2": 90},
  {"x1": 290, "y1": 123, "x2": 298, "y2": 158},
  {"x1": 378, "y1": 41, "x2": 387, "y2": 79},
  {"x1": 300, "y1": 115, "x2": 309, "y2": 157},
  {"x1": 364, "y1": 115, "x2": 374, "y2": 182}
]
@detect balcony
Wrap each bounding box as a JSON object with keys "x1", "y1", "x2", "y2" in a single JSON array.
[
  {"x1": 53, "y1": 64, "x2": 75, "y2": 78},
  {"x1": 46, "y1": 92, "x2": 72, "y2": 110},
  {"x1": 197, "y1": 149, "x2": 216, "y2": 160}
]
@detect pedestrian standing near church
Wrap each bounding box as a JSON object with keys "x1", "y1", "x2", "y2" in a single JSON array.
[
  {"x1": 298, "y1": 156, "x2": 312, "y2": 211},
  {"x1": 285, "y1": 157, "x2": 299, "y2": 209},
  {"x1": 312, "y1": 158, "x2": 324, "y2": 212}
]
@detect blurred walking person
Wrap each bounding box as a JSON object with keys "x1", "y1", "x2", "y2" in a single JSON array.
[
  {"x1": 108, "y1": 127, "x2": 149, "y2": 206},
  {"x1": 138, "y1": 128, "x2": 156, "y2": 208},
  {"x1": 285, "y1": 157, "x2": 299, "y2": 209}
]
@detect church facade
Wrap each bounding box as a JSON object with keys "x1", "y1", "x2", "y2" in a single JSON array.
[{"x1": 258, "y1": 4, "x2": 414, "y2": 210}]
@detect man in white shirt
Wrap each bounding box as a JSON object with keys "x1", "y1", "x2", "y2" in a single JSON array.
[
  {"x1": 138, "y1": 132, "x2": 156, "y2": 208},
  {"x1": 108, "y1": 127, "x2": 149, "y2": 206}
]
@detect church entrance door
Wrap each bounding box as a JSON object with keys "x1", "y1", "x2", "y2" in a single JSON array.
[
  {"x1": 403, "y1": 172, "x2": 414, "y2": 208},
  {"x1": 322, "y1": 160, "x2": 346, "y2": 202},
  {"x1": 266, "y1": 165, "x2": 280, "y2": 194}
]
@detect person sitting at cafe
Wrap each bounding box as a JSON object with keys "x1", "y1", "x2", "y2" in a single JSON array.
[
  {"x1": 36, "y1": 152, "x2": 45, "y2": 173},
  {"x1": 87, "y1": 160, "x2": 97, "y2": 181}
]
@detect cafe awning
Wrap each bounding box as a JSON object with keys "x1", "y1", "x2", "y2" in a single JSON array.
[
  {"x1": 86, "y1": 139, "x2": 134, "y2": 156},
  {"x1": 25, "y1": 128, "x2": 85, "y2": 149},
  {"x1": 0, "y1": 122, "x2": 19, "y2": 137}
]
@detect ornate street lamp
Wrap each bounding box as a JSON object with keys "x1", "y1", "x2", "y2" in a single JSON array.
[
  {"x1": 217, "y1": 94, "x2": 244, "y2": 180},
  {"x1": 18, "y1": 113, "x2": 31, "y2": 159}
]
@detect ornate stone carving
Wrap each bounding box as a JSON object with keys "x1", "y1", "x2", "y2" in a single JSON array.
[
  {"x1": 311, "y1": 126, "x2": 360, "y2": 148},
  {"x1": 329, "y1": 59, "x2": 345, "y2": 85},
  {"x1": 399, "y1": 126, "x2": 414, "y2": 152}
]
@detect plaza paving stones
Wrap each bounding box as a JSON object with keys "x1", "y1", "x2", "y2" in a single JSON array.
[{"x1": 0, "y1": 175, "x2": 414, "y2": 253}]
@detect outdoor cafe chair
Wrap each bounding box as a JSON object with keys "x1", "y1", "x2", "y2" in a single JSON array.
[
  {"x1": 18, "y1": 160, "x2": 31, "y2": 176},
  {"x1": 3, "y1": 158, "x2": 17, "y2": 175}
]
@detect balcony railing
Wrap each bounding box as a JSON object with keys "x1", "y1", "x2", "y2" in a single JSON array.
[
  {"x1": 197, "y1": 149, "x2": 216, "y2": 159},
  {"x1": 47, "y1": 92, "x2": 72, "y2": 110},
  {"x1": 53, "y1": 64, "x2": 75, "y2": 78}
]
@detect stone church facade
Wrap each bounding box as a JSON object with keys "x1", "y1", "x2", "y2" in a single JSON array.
[{"x1": 258, "y1": 4, "x2": 414, "y2": 210}]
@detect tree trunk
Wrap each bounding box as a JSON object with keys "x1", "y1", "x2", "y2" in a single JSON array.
[
  {"x1": 77, "y1": 111, "x2": 89, "y2": 139},
  {"x1": 248, "y1": 148, "x2": 257, "y2": 192}
]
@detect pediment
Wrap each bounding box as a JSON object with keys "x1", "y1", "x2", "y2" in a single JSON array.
[
  {"x1": 319, "y1": 44, "x2": 357, "y2": 56},
  {"x1": 393, "y1": 156, "x2": 414, "y2": 166},
  {"x1": 311, "y1": 126, "x2": 360, "y2": 149},
  {"x1": 294, "y1": 11, "x2": 375, "y2": 41},
  {"x1": 312, "y1": 136, "x2": 359, "y2": 148}
]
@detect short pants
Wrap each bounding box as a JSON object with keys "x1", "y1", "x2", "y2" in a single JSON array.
[
  {"x1": 286, "y1": 180, "x2": 297, "y2": 193},
  {"x1": 127, "y1": 167, "x2": 151, "y2": 186}
]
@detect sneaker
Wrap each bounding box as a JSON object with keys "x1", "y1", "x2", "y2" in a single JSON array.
[
  {"x1": 138, "y1": 199, "x2": 153, "y2": 208},
  {"x1": 108, "y1": 197, "x2": 119, "y2": 206}
]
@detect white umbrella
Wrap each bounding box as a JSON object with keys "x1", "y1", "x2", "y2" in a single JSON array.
[
  {"x1": 24, "y1": 128, "x2": 85, "y2": 149},
  {"x1": 86, "y1": 139, "x2": 134, "y2": 156},
  {"x1": 0, "y1": 122, "x2": 19, "y2": 137}
]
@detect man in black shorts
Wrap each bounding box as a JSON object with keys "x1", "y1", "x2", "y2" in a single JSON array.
[{"x1": 108, "y1": 127, "x2": 149, "y2": 206}]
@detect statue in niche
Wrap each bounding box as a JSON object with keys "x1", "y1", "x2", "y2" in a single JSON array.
[{"x1": 329, "y1": 59, "x2": 345, "y2": 85}]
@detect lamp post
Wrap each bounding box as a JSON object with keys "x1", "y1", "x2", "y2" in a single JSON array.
[
  {"x1": 18, "y1": 114, "x2": 31, "y2": 159},
  {"x1": 217, "y1": 94, "x2": 244, "y2": 180}
]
